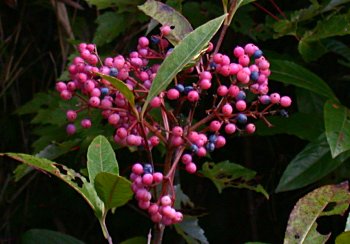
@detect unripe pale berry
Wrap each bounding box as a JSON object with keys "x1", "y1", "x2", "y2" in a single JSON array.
[{"x1": 161, "y1": 195, "x2": 172, "y2": 206}]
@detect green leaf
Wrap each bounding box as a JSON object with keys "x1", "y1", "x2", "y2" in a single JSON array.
[
  {"x1": 255, "y1": 112, "x2": 324, "y2": 142},
  {"x1": 296, "y1": 88, "x2": 326, "y2": 114},
  {"x1": 96, "y1": 72, "x2": 135, "y2": 109},
  {"x1": 94, "y1": 172, "x2": 132, "y2": 210},
  {"x1": 345, "y1": 211, "x2": 350, "y2": 231},
  {"x1": 22, "y1": 229, "x2": 85, "y2": 244},
  {"x1": 87, "y1": 135, "x2": 119, "y2": 185},
  {"x1": 276, "y1": 134, "x2": 350, "y2": 192},
  {"x1": 1, "y1": 153, "x2": 104, "y2": 218},
  {"x1": 175, "y1": 216, "x2": 209, "y2": 244},
  {"x1": 299, "y1": 13, "x2": 350, "y2": 61},
  {"x1": 269, "y1": 59, "x2": 337, "y2": 100},
  {"x1": 138, "y1": 0, "x2": 193, "y2": 45},
  {"x1": 284, "y1": 182, "x2": 350, "y2": 244},
  {"x1": 201, "y1": 161, "x2": 269, "y2": 198},
  {"x1": 93, "y1": 12, "x2": 126, "y2": 46},
  {"x1": 324, "y1": 100, "x2": 350, "y2": 158},
  {"x1": 141, "y1": 14, "x2": 226, "y2": 115},
  {"x1": 336, "y1": 231, "x2": 350, "y2": 244}
]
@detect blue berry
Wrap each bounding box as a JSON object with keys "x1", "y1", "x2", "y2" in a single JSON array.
[
  {"x1": 208, "y1": 134, "x2": 217, "y2": 143},
  {"x1": 109, "y1": 68, "x2": 118, "y2": 77},
  {"x1": 175, "y1": 84, "x2": 185, "y2": 93},
  {"x1": 253, "y1": 50, "x2": 263, "y2": 59},
  {"x1": 209, "y1": 62, "x2": 217, "y2": 70},
  {"x1": 280, "y1": 109, "x2": 289, "y2": 118},
  {"x1": 184, "y1": 86, "x2": 194, "y2": 95},
  {"x1": 206, "y1": 142, "x2": 215, "y2": 152},
  {"x1": 250, "y1": 71, "x2": 259, "y2": 81},
  {"x1": 101, "y1": 87, "x2": 109, "y2": 96},
  {"x1": 236, "y1": 91, "x2": 246, "y2": 101},
  {"x1": 236, "y1": 113, "x2": 248, "y2": 124},
  {"x1": 143, "y1": 164, "x2": 153, "y2": 174},
  {"x1": 150, "y1": 36, "x2": 160, "y2": 44},
  {"x1": 190, "y1": 144, "x2": 198, "y2": 153}
]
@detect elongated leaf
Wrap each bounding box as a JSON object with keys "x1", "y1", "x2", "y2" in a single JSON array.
[
  {"x1": 175, "y1": 216, "x2": 209, "y2": 244},
  {"x1": 284, "y1": 182, "x2": 350, "y2": 244},
  {"x1": 93, "y1": 12, "x2": 126, "y2": 46},
  {"x1": 255, "y1": 112, "x2": 323, "y2": 142},
  {"x1": 324, "y1": 100, "x2": 350, "y2": 158},
  {"x1": 96, "y1": 72, "x2": 135, "y2": 108},
  {"x1": 138, "y1": 0, "x2": 193, "y2": 45},
  {"x1": 141, "y1": 14, "x2": 226, "y2": 115},
  {"x1": 336, "y1": 231, "x2": 350, "y2": 244},
  {"x1": 299, "y1": 13, "x2": 350, "y2": 61},
  {"x1": 87, "y1": 135, "x2": 119, "y2": 185},
  {"x1": 276, "y1": 134, "x2": 350, "y2": 192},
  {"x1": 94, "y1": 172, "x2": 133, "y2": 210},
  {"x1": 1, "y1": 153, "x2": 104, "y2": 218},
  {"x1": 201, "y1": 161, "x2": 268, "y2": 198},
  {"x1": 269, "y1": 59, "x2": 337, "y2": 100},
  {"x1": 22, "y1": 229, "x2": 84, "y2": 244}
]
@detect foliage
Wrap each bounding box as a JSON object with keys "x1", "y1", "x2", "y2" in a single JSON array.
[{"x1": 1, "y1": 0, "x2": 350, "y2": 243}]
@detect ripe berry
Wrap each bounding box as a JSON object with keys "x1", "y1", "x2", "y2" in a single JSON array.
[
  {"x1": 81, "y1": 119, "x2": 92, "y2": 128},
  {"x1": 109, "y1": 68, "x2": 118, "y2": 77},
  {"x1": 253, "y1": 50, "x2": 263, "y2": 59},
  {"x1": 187, "y1": 90, "x2": 199, "y2": 102},
  {"x1": 167, "y1": 88, "x2": 180, "y2": 100},
  {"x1": 222, "y1": 103, "x2": 233, "y2": 116},
  {"x1": 236, "y1": 91, "x2": 246, "y2": 100},
  {"x1": 66, "y1": 110, "x2": 77, "y2": 121},
  {"x1": 186, "y1": 162, "x2": 197, "y2": 174},
  {"x1": 236, "y1": 113, "x2": 248, "y2": 124},
  {"x1": 206, "y1": 142, "x2": 215, "y2": 152},
  {"x1": 235, "y1": 100, "x2": 247, "y2": 111},
  {"x1": 280, "y1": 96, "x2": 292, "y2": 107},
  {"x1": 175, "y1": 84, "x2": 185, "y2": 93},
  {"x1": 250, "y1": 71, "x2": 259, "y2": 81},
  {"x1": 225, "y1": 123, "x2": 236, "y2": 134},
  {"x1": 245, "y1": 123, "x2": 256, "y2": 134},
  {"x1": 66, "y1": 124, "x2": 76, "y2": 135},
  {"x1": 144, "y1": 164, "x2": 153, "y2": 174}
]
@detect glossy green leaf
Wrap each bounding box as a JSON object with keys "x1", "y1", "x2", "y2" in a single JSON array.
[
  {"x1": 93, "y1": 12, "x2": 126, "y2": 46},
  {"x1": 324, "y1": 100, "x2": 350, "y2": 158},
  {"x1": 22, "y1": 229, "x2": 85, "y2": 244},
  {"x1": 87, "y1": 135, "x2": 119, "y2": 185},
  {"x1": 94, "y1": 172, "x2": 132, "y2": 210},
  {"x1": 255, "y1": 112, "x2": 323, "y2": 142},
  {"x1": 141, "y1": 14, "x2": 226, "y2": 115},
  {"x1": 269, "y1": 59, "x2": 336, "y2": 100},
  {"x1": 296, "y1": 88, "x2": 326, "y2": 114},
  {"x1": 299, "y1": 13, "x2": 350, "y2": 61},
  {"x1": 1, "y1": 153, "x2": 104, "y2": 218},
  {"x1": 276, "y1": 134, "x2": 350, "y2": 192},
  {"x1": 284, "y1": 182, "x2": 350, "y2": 244},
  {"x1": 336, "y1": 231, "x2": 350, "y2": 244},
  {"x1": 96, "y1": 72, "x2": 135, "y2": 109},
  {"x1": 201, "y1": 161, "x2": 268, "y2": 198},
  {"x1": 175, "y1": 216, "x2": 209, "y2": 244},
  {"x1": 138, "y1": 0, "x2": 193, "y2": 45}
]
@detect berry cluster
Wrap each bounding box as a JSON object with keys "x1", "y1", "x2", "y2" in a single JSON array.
[
  {"x1": 56, "y1": 25, "x2": 291, "y2": 225},
  {"x1": 130, "y1": 163, "x2": 183, "y2": 225}
]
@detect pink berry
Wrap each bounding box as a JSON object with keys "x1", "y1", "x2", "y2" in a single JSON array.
[
  {"x1": 171, "y1": 136, "x2": 184, "y2": 147},
  {"x1": 172, "y1": 126, "x2": 183, "y2": 137},
  {"x1": 188, "y1": 131, "x2": 199, "y2": 143},
  {"x1": 209, "y1": 120, "x2": 221, "y2": 132},
  {"x1": 81, "y1": 119, "x2": 92, "y2": 128},
  {"x1": 186, "y1": 162, "x2": 197, "y2": 174},
  {"x1": 220, "y1": 65, "x2": 231, "y2": 76},
  {"x1": 225, "y1": 123, "x2": 236, "y2": 134},
  {"x1": 108, "y1": 113, "x2": 120, "y2": 126},
  {"x1": 181, "y1": 154, "x2": 192, "y2": 164},
  {"x1": 161, "y1": 195, "x2": 172, "y2": 206},
  {"x1": 60, "y1": 90, "x2": 72, "y2": 100},
  {"x1": 236, "y1": 70, "x2": 250, "y2": 84},
  {"x1": 116, "y1": 127, "x2": 128, "y2": 139},
  {"x1": 213, "y1": 53, "x2": 223, "y2": 64},
  {"x1": 187, "y1": 90, "x2": 199, "y2": 102},
  {"x1": 245, "y1": 123, "x2": 256, "y2": 134},
  {"x1": 66, "y1": 124, "x2": 76, "y2": 135},
  {"x1": 217, "y1": 85, "x2": 228, "y2": 96},
  {"x1": 56, "y1": 82, "x2": 67, "y2": 92},
  {"x1": 89, "y1": 96, "x2": 100, "y2": 107},
  {"x1": 221, "y1": 55, "x2": 230, "y2": 65},
  {"x1": 235, "y1": 100, "x2": 247, "y2": 111},
  {"x1": 199, "y1": 79, "x2": 212, "y2": 90},
  {"x1": 151, "y1": 213, "x2": 162, "y2": 223},
  {"x1": 160, "y1": 25, "x2": 172, "y2": 35},
  {"x1": 138, "y1": 200, "x2": 151, "y2": 210},
  {"x1": 149, "y1": 136, "x2": 160, "y2": 146},
  {"x1": 229, "y1": 63, "x2": 240, "y2": 75},
  {"x1": 167, "y1": 88, "x2": 180, "y2": 100},
  {"x1": 138, "y1": 36, "x2": 149, "y2": 47},
  {"x1": 228, "y1": 85, "x2": 240, "y2": 97},
  {"x1": 132, "y1": 163, "x2": 144, "y2": 175},
  {"x1": 142, "y1": 173, "x2": 154, "y2": 185},
  {"x1": 215, "y1": 136, "x2": 226, "y2": 148},
  {"x1": 66, "y1": 110, "x2": 77, "y2": 122},
  {"x1": 280, "y1": 96, "x2": 292, "y2": 107},
  {"x1": 244, "y1": 43, "x2": 258, "y2": 56},
  {"x1": 222, "y1": 103, "x2": 233, "y2": 116},
  {"x1": 233, "y1": 46, "x2": 245, "y2": 58},
  {"x1": 199, "y1": 71, "x2": 212, "y2": 80},
  {"x1": 153, "y1": 172, "x2": 163, "y2": 183},
  {"x1": 238, "y1": 55, "x2": 250, "y2": 66},
  {"x1": 270, "y1": 93, "x2": 280, "y2": 104},
  {"x1": 197, "y1": 147, "x2": 207, "y2": 157},
  {"x1": 148, "y1": 204, "x2": 159, "y2": 215}
]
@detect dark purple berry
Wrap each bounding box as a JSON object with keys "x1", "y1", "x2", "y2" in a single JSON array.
[
  {"x1": 109, "y1": 67, "x2": 118, "y2": 77},
  {"x1": 150, "y1": 36, "x2": 160, "y2": 44},
  {"x1": 236, "y1": 91, "x2": 246, "y2": 101},
  {"x1": 190, "y1": 144, "x2": 198, "y2": 153},
  {"x1": 175, "y1": 84, "x2": 185, "y2": 93},
  {"x1": 206, "y1": 142, "x2": 215, "y2": 152},
  {"x1": 280, "y1": 109, "x2": 289, "y2": 118},
  {"x1": 143, "y1": 164, "x2": 153, "y2": 174},
  {"x1": 236, "y1": 113, "x2": 248, "y2": 124},
  {"x1": 208, "y1": 134, "x2": 217, "y2": 143},
  {"x1": 101, "y1": 87, "x2": 109, "y2": 96},
  {"x1": 184, "y1": 86, "x2": 194, "y2": 94},
  {"x1": 253, "y1": 50, "x2": 263, "y2": 59},
  {"x1": 250, "y1": 71, "x2": 259, "y2": 81}
]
